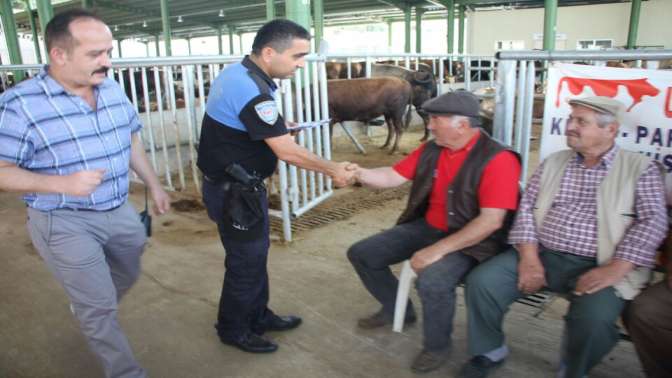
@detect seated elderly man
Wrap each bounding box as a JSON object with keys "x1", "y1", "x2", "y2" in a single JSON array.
[
  {"x1": 627, "y1": 226, "x2": 672, "y2": 378},
  {"x1": 459, "y1": 96, "x2": 668, "y2": 378},
  {"x1": 347, "y1": 91, "x2": 521, "y2": 373}
]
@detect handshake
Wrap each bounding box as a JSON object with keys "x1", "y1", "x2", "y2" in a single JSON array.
[{"x1": 332, "y1": 161, "x2": 361, "y2": 188}]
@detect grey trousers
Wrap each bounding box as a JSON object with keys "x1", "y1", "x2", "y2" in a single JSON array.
[
  {"x1": 465, "y1": 247, "x2": 625, "y2": 378},
  {"x1": 627, "y1": 280, "x2": 672, "y2": 378},
  {"x1": 347, "y1": 219, "x2": 478, "y2": 351},
  {"x1": 27, "y1": 202, "x2": 147, "y2": 378}
]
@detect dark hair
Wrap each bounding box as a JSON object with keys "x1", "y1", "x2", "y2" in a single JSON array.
[
  {"x1": 45, "y1": 9, "x2": 105, "y2": 52},
  {"x1": 251, "y1": 19, "x2": 311, "y2": 55}
]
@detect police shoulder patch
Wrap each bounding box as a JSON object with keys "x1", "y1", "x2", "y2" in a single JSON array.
[{"x1": 254, "y1": 100, "x2": 279, "y2": 126}]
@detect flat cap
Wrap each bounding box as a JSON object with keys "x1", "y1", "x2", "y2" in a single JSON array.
[
  {"x1": 568, "y1": 96, "x2": 625, "y2": 122},
  {"x1": 421, "y1": 91, "x2": 481, "y2": 119}
]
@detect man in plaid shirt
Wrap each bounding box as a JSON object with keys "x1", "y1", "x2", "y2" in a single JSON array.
[
  {"x1": 0, "y1": 10, "x2": 170, "y2": 378},
  {"x1": 458, "y1": 96, "x2": 667, "y2": 378}
]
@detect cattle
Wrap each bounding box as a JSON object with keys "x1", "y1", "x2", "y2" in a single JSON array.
[
  {"x1": 657, "y1": 59, "x2": 672, "y2": 69},
  {"x1": 439, "y1": 59, "x2": 465, "y2": 83},
  {"x1": 121, "y1": 69, "x2": 158, "y2": 112},
  {"x1": 606, "y1": 60, "x2": 637, "y2": 68},
  {"x1": 370, "y1": 64, "x2": 437, "y2": 141},
  {"x1": 327, "y1": 77, "x2": 413, "y2": 154},
  {"x1": 325, "y1": 61, "x2": 366, "y2": 79}
]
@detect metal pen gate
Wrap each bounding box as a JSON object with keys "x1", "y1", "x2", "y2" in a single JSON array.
[
  {"x1": 492, "y1": 49, "x2": 672, "y2": 185},
  {"x1": 324, "y1": 52, "x2": 497, "y2": 93},
  {"x1": 0, "y1": 54, "x2": 335, "y2": 242},
  {"x1": 274, "y1": 55, "x2": 334, "y2": 242}
]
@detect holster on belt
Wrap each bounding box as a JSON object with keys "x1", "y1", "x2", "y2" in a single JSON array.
[{"x1": 221, "y1": 163, "x2": 265, "y2": 231}]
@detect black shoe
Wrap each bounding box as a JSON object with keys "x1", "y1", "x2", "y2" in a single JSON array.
[
  {"x1": 265, "y1": 315, "x2": 302, "y2": 332},
  {"x1": 218, "y1": 332, "x2": 278, "y2": 353},
  {"x1": 458, "y1": 356, "x2": 504, "y2": 378},
  {"x1": 357, "y1": 309, "x2": 416, "y2": 330}
]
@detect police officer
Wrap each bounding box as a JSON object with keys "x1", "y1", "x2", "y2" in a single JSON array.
[{"x1": 197, "y1": 19, "x2": 354, "y2": 353}]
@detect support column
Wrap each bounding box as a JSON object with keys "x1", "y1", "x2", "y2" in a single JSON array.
[
  {"x1": 35, "y1": 0, "x2": 54, "y2": 37},
  {"x1": 445, "y1": 0, "x2": 455, "y2": 54},
  {"x1": 387, "y1": 20, "x2": 392, "y2": 48},
  {"x1": 117, "y1": 39, "x2": 122, "y2": 57},
  {"x1": 1, "y1": 0, "x2": 24, "y2": 81},
  {"x1": 285, "y1": 0, "x2": 311, "y2": 31},
  {"x1": 228, "y1": 25, "x2": 234, "y2": 54},
  {"x1": 313, "y1": 0, "x2": 324, "y2": 52},
  {"x1": 81, "y1": 0, "x2": 93, "y2": 8},
  {"x1": 458, "y1": 4, "x2": 465, "y2": 54},
  {"x1": 186, "y1": 38, "x2": 191, "y2": 55},
  {"x1": 626, "y1": 0, "x2": 642, "y2": 49},
  {"x1": 217, "y1": 26, "x2": 223, "y2": 54},
  {"x1": 144, "y1": 41, "x2": 150, "y2": 57},
  {"x1": 403, "y1": 4, "x2": 411, "y2": 53},
  {"x1": 160, "y1": 0, "x2": 172, "y2": 56},
  {"x1": 154, "y1": 34, "x2": 161, "y2": 56},
  {"x1": 24, "y1": 1, "x2": 43, "y2": 63},
  {"x1": 415, "y1": 7, "x2": 424, "y2": 53},
  {"x1": 543, "y1": 0, "x2": 558, "y2": 51},
  {"x1": 266, "y1": 0, "x2": 275, "y2": 21},
  {"x1": 237, "y1": 33, "x2": 243, "y2": 54}
]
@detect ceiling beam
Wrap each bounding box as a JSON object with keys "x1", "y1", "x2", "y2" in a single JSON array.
[
  {"x1": 94, "y1": 0, "x2": 222, "y2": 31},
  {"x1": 94, "y1": 0, "x2": 161, "y2": 19},
  {"x1": 375, "y1": 0, "x2": 407, "y2": 10}
]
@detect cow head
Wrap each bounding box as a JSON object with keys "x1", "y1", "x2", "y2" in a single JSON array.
[
  {"x1": 411, "y1": 71, "x2": 438, "y2": 98},
  {"x1": 412, "y1": 70, "x2": 432, "y2": 84}
]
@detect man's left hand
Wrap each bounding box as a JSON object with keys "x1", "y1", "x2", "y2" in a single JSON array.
[
  {"x1": 151, "y1": 187, "x2": 171, "y2": 215},
  {"x1": 574, "y1": 260, "x2": 634, "y2": 296},
  {"x1": 410, "y1": 249, "x2": 443, "y2": 273}
]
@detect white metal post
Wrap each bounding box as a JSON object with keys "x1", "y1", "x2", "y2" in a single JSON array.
[
  {"x1": 493, "y1": 60, "x2": 516, "y2": 146},
  {"x1": 520, "y1": 61, "x2": 536, "y2": 185}
]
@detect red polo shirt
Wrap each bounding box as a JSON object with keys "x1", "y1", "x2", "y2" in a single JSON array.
[{"x1": 393, "y1": 133, "x2": 521, "y2": 231}]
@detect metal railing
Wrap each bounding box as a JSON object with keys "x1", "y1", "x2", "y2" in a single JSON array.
[
  {"x1": 324, "y1": 52, "x2": 497, "y2": 93},
  {"x1": 0, "y1": 54, "x2": 334, "y2": 242},
  {"x1": 493, "y1": 49, "x2": 672, "y2": 184}
]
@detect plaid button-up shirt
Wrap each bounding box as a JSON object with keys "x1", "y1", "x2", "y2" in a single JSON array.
[
  {"x1": 509, "y1": 145, "x2": 668, "y2": 268},
  {"x1": 0, "y1": 67, "x2": 141, "y2": 211}
]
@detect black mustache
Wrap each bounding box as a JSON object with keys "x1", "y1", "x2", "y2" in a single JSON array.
[{"x1": 92, "y1": 67, "x2": 110, "y2": 75}]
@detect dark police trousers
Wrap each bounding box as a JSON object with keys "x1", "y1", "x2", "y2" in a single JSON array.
[{"x1": 202, "y1": 178, "x2": 276, "y2": 338}]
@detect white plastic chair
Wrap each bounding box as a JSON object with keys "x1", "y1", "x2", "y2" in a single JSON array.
[{"x1": 393, "y1": 260, "x2": 417, "y2": 333}]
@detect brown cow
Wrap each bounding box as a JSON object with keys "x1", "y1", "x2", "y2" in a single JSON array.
[
  {"x1": 328, "y1": 77, "x2": 413, "y2": 154},
  {"x1": 325, "y1": 61, "x2": 366, "y2": 79},
  {"x1": 370, "y1": 64, "x2": 437, "y2": 141}
]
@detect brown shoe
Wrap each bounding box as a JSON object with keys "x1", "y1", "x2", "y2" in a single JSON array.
[
  {"x1": 357, "y1": 309, "x2": 416, "y2": 330},
  {"x1": 411, "y1": 348, "x2": 452, "y2": 373}
]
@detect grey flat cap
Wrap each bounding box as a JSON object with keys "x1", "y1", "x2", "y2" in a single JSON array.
[
  {"x1": 568, "y1": 96, "x2": 625, "y2": 122},
  {"x1": 421, "y1": 91, "x2": 481, "y2": 119}
]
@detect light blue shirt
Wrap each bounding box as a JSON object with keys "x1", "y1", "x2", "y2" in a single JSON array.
[{"x1": 0, "y1": 66, "x2": 142, "y2": 211}]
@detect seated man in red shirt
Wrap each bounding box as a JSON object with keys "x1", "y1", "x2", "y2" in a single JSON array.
[{"x1": 347, "y1": 91, "x2": 521, "y2": 373}]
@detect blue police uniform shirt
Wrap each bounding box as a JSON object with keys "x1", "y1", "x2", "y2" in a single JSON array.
[{"x1": 197, "y1": 56, "x2": 288, "y2": 180}]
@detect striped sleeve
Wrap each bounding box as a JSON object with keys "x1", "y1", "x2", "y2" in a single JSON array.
[{"x1": 0, "y1": 97, "x2": 33, "y2": 166}]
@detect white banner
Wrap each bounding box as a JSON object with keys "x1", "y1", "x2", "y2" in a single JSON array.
[{"x1": 540, "y1": 63, "x2": 672, "y2": 176}]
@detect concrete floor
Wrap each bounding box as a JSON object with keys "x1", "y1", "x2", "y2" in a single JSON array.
[{"x1": 0, "y1": 130, "x2": 644, "y2": 378}]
